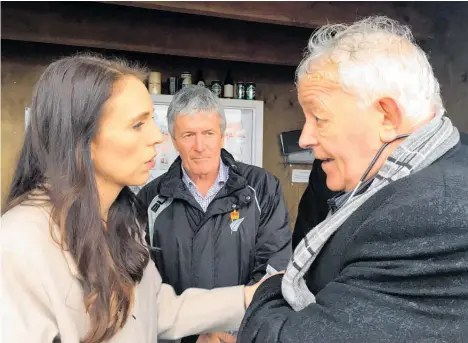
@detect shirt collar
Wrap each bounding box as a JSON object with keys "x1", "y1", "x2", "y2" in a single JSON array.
[{"x1": 327, "y1": 177, "x2": 375, "y2": 214}]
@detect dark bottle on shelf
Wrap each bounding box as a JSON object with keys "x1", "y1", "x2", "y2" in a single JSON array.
[
  {"x1": 168, "y1": 77, "x2": 177, "y2": 95},
  {"x1": 195, "y1": 69, "x2": 206, "y2": 87},
  {"x1": 181, "y1": 71, "x2": 192, "y2": 88}
]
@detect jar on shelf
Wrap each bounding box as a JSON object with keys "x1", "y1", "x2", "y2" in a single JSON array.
[{"x1": 148, "y1": 72, "x2": 161, "y2": 95}]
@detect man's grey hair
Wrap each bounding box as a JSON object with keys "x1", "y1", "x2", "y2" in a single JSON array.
[
  {"x1": 296, "y1": 16, "x2": 445, "y2": 122},
  {"x1": 167, "y1": 85, "x2": 226, "y2": 138}
]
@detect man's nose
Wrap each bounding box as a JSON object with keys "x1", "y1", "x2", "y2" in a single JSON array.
[
  {"x1": 194, "y1": 134, "x2": 205, "y2": 152},
  {"x1": 299, "y1": 122, "x2": 318, "y2": 149}
]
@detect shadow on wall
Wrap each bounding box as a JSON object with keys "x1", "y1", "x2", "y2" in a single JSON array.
[{"x1": 417, "y1": 2, "x2": 468, "y2": 134}]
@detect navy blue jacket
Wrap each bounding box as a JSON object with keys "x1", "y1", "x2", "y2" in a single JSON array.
[{"x1": 238, "y1": 142, "x2": 468, "y2": 343}]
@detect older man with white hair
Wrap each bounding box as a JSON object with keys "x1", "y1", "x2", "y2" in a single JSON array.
[{"x1": 237, "y1": 16, "x2": 468, "y2": 343}]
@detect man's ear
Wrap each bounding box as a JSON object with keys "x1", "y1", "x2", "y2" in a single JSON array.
[{"x1": 377, "y1": 97, "x2": 401, "y2": 143}]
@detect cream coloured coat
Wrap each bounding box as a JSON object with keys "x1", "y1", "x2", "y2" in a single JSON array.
[{"x1": 0, "y1": 204, "x2": 245, "y2": 343}]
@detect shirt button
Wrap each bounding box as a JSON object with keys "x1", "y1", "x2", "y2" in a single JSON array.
[
  {"x1": 246, "y1": 196, "x2": 251, "y2": 201},
  {"x1": 232, "y1": 204, "x2": 237, "y2": 209}
]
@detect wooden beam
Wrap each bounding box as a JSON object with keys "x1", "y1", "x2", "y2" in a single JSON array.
[
  {"x1": 1, "y1": 2, "x2": 310, "y2": 66},
  {"x1": 100, "y1": 1, "x2": 433, "y2": 38}
]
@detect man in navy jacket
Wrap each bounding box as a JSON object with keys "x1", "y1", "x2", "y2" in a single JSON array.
[{"x1": 237, "y1": 16, "x2": 468, "y2": 343}]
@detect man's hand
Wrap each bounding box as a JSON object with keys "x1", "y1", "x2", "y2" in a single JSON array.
[{"x1": 196, "y1": 332, "x2": 237, "y2": 343}]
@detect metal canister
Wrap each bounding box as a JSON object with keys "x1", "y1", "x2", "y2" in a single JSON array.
[
  {"x1": 181, "y1": 72, "x2": 192, "y2": 88},
  {"x1": 211, "y1": 80, "x2": 222, "y2": 97},
  {"x1": 246, "y1": 82, "x2": 256, "y2": 100},
  {"x1": 236, "y1": 82, "x2": 245, "y2": 99}
]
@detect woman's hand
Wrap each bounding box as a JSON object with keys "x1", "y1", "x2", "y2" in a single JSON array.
[
  {"x1": 243, "y1": 271, "x2": 285, "y2": 308},
  {"x1": 196, "y1": 332, "x2": 237, "y2": 343}
]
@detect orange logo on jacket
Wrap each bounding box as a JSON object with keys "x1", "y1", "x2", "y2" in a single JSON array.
[{"x1": 230, "y1": 209, "x2": 240, "y2": 222}]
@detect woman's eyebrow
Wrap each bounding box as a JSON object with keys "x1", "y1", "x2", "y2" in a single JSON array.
[{"x1": 129, "y1": 111, "x2": 151, "y2": 122}]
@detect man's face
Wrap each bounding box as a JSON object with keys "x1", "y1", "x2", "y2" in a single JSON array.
[
  {"x1": 172, "y1": 111, "x2": 224, "y2": 178},
  {"x1": 297, "y1": 64, "x2": 385, "y2": 192}
]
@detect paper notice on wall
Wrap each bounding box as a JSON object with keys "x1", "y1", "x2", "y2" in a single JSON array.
[
  {"x1": 152, "y1": 104, "x2": 179, "y2": 179},
  {"x1": 223, "y1": 108, "x2": 252, "y2": 164},
  {"x1": 292, "y1": 169, "x2": 311, "y2": 183}
]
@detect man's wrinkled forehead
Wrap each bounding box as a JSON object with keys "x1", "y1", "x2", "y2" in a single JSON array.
[
  {"x1": 297, "y1": 68, "x2": 341, "y2": 107},
  {"x1": 299, "y1": 67, "x2": 340, "y2": 88}
]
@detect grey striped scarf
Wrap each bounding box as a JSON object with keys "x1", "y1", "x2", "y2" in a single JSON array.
[{"x1": 282, "y1": 116, "x2": 460, "y2": 311}]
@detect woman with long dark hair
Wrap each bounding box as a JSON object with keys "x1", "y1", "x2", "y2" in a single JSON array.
[{"x1": 1, "y1": 54, "x2": 260, "y2": 343}]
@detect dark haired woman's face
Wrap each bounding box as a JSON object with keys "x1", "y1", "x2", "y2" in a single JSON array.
[{"x1": 91, "y1": 76, "x2": 162, "y2": 189}]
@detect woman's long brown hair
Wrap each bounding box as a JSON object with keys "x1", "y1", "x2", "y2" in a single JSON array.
[{"x1": 4, "y1": 54, "x2": 150, "y2": 343}]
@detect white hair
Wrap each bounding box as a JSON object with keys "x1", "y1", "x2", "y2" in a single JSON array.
[
  {"x1": 167, "y1": 85, "x2": 226, "y2": 138},
  {"x1": 296, "y1": 16, "x2": 445, "y2": 121}
]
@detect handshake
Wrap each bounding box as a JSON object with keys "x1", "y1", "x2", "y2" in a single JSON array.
[{"x1": 197, "y1": 267, "x2": 284, "y2": 343}]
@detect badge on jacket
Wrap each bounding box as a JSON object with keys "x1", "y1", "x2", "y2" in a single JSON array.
[
  {"x1": 230, "y1": 209, "x2": 240, "y2": 222},
  {"x1": 229, "y1": 209, "x2": 243, "y2": 233},
  {"x1": 229, "y1": 217, "x2": 244, "y2": 233}
]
